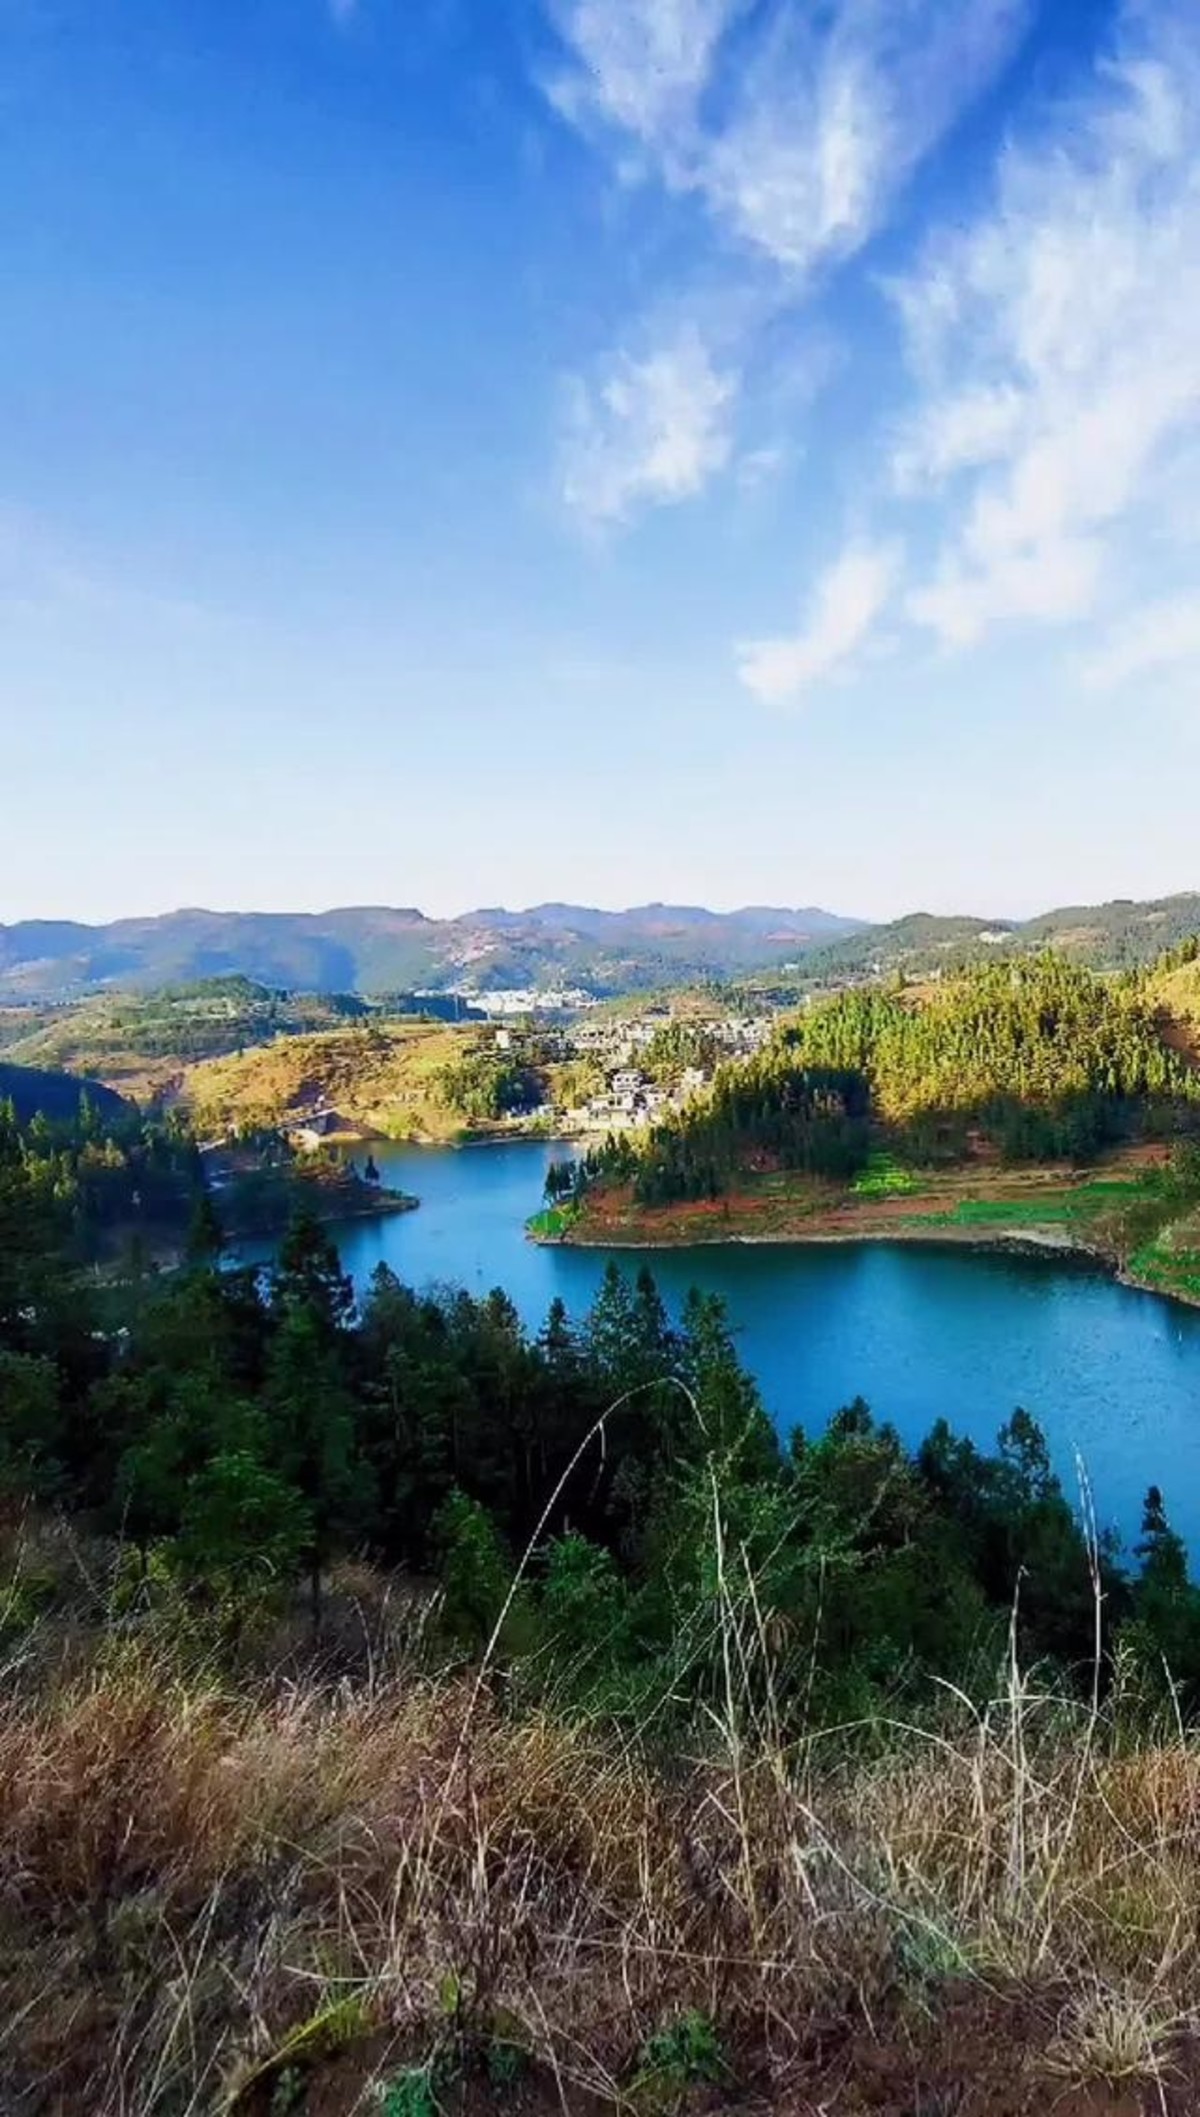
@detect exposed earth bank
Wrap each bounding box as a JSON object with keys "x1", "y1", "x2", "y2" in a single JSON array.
[{"x1": 532, "y1": 1149, "x2": 1200, "y2": 1311}]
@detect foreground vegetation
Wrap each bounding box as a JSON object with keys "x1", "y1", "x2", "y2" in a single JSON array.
[
  {"x1": 12, "y1": 1610, "x2": 1200, "y2": 2114},
  {"x1": 8, "y1": 1093, "x2": 1200, "y2": 2107}
]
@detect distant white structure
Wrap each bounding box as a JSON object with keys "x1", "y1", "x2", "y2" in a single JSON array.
[
  {"x1": 286, "y1": 1108, "x2": 342, "y2": 1151},
  {"x1": 461, "y1": 986, "x2": 599, "y2": 1019}
]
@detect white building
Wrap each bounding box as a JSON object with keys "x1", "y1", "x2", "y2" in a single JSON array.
[{"x1": 611, "y1": 1068, "x2": 644, "y2": 1099}]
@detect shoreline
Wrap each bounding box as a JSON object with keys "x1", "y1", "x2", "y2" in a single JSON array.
[
  {"x1": 222, "y1": 1178, "x2": 419, "y2": 1249},
  {"x1": 335, "y1": 1124, "x2": 586, "y2": 1151},
  {"x1": 532, "y1": 1195, "x2": 1200, "y2": 1313}
]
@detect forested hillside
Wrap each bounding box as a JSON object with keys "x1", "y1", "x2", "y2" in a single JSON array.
[
  {"x1": 0, "y1": 1076, "x2": 199, "y2": 1267},
  {"x1": 800, "y1": 891, "x2": 1200, "y2": 989},
  {"x1": 589, "y1": 957, "x2": 1200, "y2": 1207}
]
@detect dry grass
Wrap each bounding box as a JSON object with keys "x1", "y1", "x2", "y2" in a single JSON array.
[
  {"x1": 181, "y1": 1024, "x2": 476, "y2": 1141},
  {"x1": 4, "y1": 1629, "x2": 1200, "y2": 2115}
]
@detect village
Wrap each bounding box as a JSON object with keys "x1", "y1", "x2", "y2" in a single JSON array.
[
  {"x1": 258, "y1": 1002, "x2": 782, "y2": 1153},
  {"x1": 494, "y1": 1004, "x2": 777, "y2": 1135}
]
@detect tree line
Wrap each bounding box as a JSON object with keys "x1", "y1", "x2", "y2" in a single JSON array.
[{"x1": 3, "y1": 1094, "x2": 1200, "y2": 1727}]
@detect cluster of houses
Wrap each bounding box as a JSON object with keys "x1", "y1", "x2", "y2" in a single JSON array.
[
  {"x1": 570, "y1": 1010, "x2": 773, "y2": 1065},
  {"x1": 269, "y1": 1006, "x2": 781, "y2": 1152},
  {"x1": 559, "y1": 1012, "x2": 777, "y2": 1134},
  {"x1": 571, "y1": 1062, "x2": 714, "y2": 1134}
]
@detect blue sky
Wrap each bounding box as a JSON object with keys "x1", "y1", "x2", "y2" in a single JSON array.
[{"x1": 3, "y1": 0, "x2": 1199, "y2": 925}]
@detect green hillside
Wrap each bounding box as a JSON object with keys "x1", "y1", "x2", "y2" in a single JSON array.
[
  {"x1": 800, "y1": 893, "x2": 1200, "y2": 990},
  {"x1": 601, "y1": 957, "x2": 1200, "y2": 1208}
]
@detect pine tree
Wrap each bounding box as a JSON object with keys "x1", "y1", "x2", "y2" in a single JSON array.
[{"x1": 185, "y1": 1189, "x2": 225, "y2": 1265}]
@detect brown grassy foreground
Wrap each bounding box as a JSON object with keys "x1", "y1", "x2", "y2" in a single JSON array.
[{"x1": 5, "y1": 1598, "x2": 1200, "y2": 2117}]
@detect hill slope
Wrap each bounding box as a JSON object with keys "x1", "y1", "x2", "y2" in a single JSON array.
[
  {"x1": 0, "y1": 978, "x2": 374, "y2": 1099},
  {"x1": 180, "y1": 1021, "x2": 488, "y2": 1141},
  {"x1": 560, "y1": 958, "x2": 1200, "y2": 1300},
  {"x1": 605, "y1": 958, "x2": 1200, "y2": 1201}
]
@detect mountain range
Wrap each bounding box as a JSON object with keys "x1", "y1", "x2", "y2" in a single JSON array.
[
  {"x1": 0, "y1": 903, "x2": 861, "y2": 1001},
  {"x1": 1, "y1": 893, "x2": 1198, "y2": 1001}
]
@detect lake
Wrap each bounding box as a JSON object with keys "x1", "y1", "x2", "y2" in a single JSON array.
[{"x1": 292, "y1": 1139, "x2": 1200, "y2": 1555}]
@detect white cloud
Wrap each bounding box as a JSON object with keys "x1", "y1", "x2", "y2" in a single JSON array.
[
  {"x1": 701, "y1": 0, "x2": 1030, "y2": 274},
  {"x1": 545, "y1": 0, "x2": 740, "y2": 152},
  {"x1": 546, "y1": 0, "x2": 1031, "y2": 275},
  {"x1": 543, "y1": 0, "x2": 1031, "y2": 525},
  {"x1": 908, "y1": 539, "x2": 1102, "y2": 652},
  {"x1": 560, "y1": 327, "x2": 737, "y2": 525},
  {"x1": 1084, "y1": 594, "x2": 1200, "y2": 690},
  {"x1": 737, "y1": 541, "x2": 899, "y2": 704},
  {"x1": 892, "y1": 385, "x2": 1025, "y2": 492},
  {"x1": 897, "y1": 5, "x2": 1200, "y2": 646},
  {"x1": 735, "y1": 443, "x2": 789, "y2": 494}
]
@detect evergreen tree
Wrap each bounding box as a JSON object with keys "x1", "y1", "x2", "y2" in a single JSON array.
[
  {"x1": 185, "y1": 1188, "x2": 225, "y2": 1265},
  {"x1": 263, "y1": 1306, "x2": 370, "y2": 1632},
  {"x1": 271, "y1": 1209, "x2": 355, "y2": 1338}
]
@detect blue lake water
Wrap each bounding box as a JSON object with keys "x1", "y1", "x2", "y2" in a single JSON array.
[{"x1": 274, "y1": 1139, "x2": 1200, "y2": 1556}]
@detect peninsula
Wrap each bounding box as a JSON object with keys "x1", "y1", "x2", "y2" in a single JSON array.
[{"x1": 533, "y1": 951, "x2": 1200, "y2": 1308}]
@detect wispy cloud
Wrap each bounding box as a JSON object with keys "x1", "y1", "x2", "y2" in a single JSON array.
[
  {"x1": 699, "y1": 0, "x2": 1030, "y2": 275},
  {"x1": 560, "y1": 326, "x2": 737, "y2": 526},
  {"x1": 737, "y1": 541, "x2": 899, "y2": 705},
  {"x1": 544, "y1": 0, "x2": 741, "y2": 156},
  {"x1": 546, "y1": 0, "x2": 1031, "y2": 276},
  {"x1": 547, "y1": 0, "x2": 1200, "y2": 718},
  {"x1": 328, "y1": 0, "x2": 358, "y2": 24},
  {"x1": 896, "y1": 4, "x2": 1200, "y2": 647},
  {"x1": 731, "y1": 2, "x2": 1200, "y2": 704},
  {"x1": 0, "y1": 506, "x2": 220, "y2": 634},
  {"x1": 544, "y1": 0, "x2": 1032, "y2": 524}
]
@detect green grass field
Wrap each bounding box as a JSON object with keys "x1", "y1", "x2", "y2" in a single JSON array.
[
  {"x1": 525, "y1": 1203, "x2": 579, "y2": 1240},
  {"x1": 903, "y1": 1178, "x2": 1145, "y2": 1231}
]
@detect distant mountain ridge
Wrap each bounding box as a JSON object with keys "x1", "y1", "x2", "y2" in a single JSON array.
[
  {"x1": 0, "y1": 902, "x2": 863, "y2": 1000},
  {"x1": 802, "y1": 894, "x2": 1200, "y2": 984},
  {"x1": 1, "y1": 893, "x2": 1198, "y2": 1001}
]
